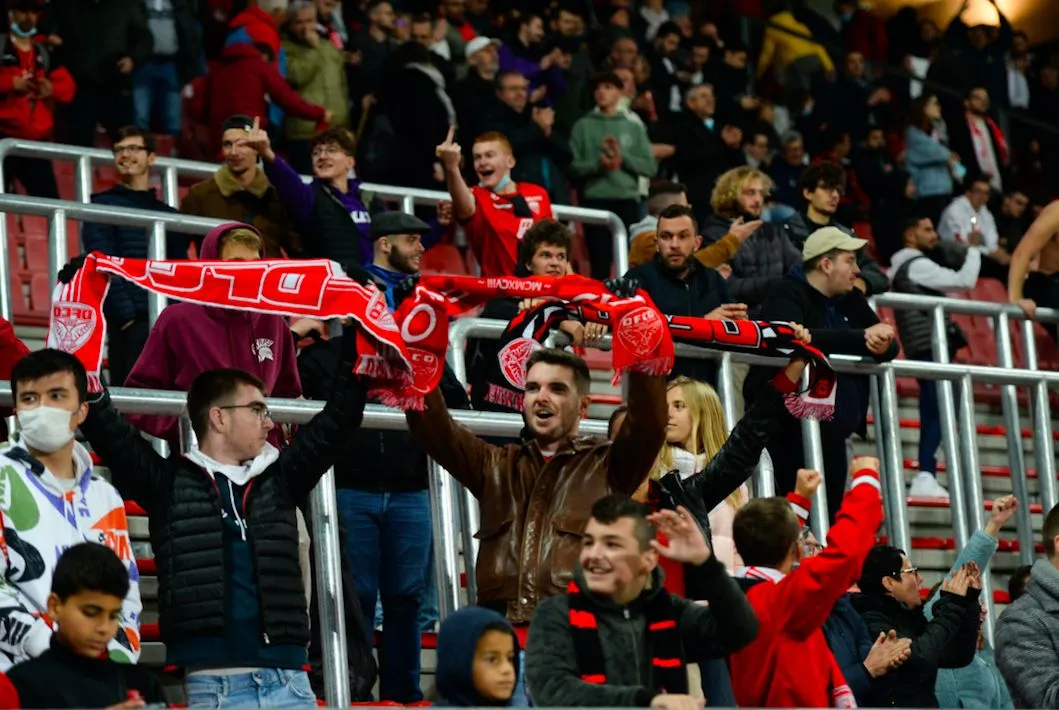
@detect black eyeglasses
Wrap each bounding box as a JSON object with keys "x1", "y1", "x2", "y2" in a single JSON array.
[
  {"x1": 113, "y1": 145, "x2": 147, "y2": 156},
  {"x1": 217, "y1": 403, "x2": 272, "y2": 421}
]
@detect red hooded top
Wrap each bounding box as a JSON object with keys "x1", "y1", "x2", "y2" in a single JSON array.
[
  {"x1": 123, "y1": 222, "x2": 302, "y2": 448},
  {"x1": 0, "y1": 36, "x2": 75, "y2": 140}
]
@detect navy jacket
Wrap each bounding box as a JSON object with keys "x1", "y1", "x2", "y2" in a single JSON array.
[
  {"x1": 824, "y1": 593, "x2": 882, "y2": 707},
  {"x1": 81, "y1": 185, "x2": 191, "y2": 325}
]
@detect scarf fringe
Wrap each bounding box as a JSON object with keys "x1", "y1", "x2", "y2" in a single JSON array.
[
  {"x1": 369, "y1": 387, "x2": 426, "y2": 412},
  {"x1": 784, "y1": 392, "x2": 836, "y2": 422},
  {"x1": 611, "y1": 357, "x2": 674, "y2": 385}
]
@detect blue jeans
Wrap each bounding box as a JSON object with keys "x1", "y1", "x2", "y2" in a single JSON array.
[
  {"x1": 337, "y1": 489, "x2": 431, "y2": 702},
  {"x1": 185, "y1": 669, "x2": 315, "y2": 708},
  {"x1": 373, "y1": 538, "x2": 438, "y2": 632},
  {"x1": 133, "y1": 59, "x2": 182, "y2": 135},
  {"x1": 913, "y1": 352, "x2": 960, "y2": 475}
]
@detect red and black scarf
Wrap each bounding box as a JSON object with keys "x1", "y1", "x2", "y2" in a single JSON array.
[{"x1": 567, "y1": 579, "x2": 688, "y2": 694}]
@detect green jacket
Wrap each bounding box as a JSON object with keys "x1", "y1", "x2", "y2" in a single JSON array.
[
  {"x1": 283, "y1": 38, "x2": 350, "y2": 140},
  {"x1": 569, "y1": 109, "x2": 656, "y2": 201}
]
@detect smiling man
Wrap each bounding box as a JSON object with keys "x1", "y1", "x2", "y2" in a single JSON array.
[
  {"x1": 525, "y1": 495, "x2": 757, "y2": 708},
  {"x1": 181, "y1": 114, "x2": 297, "y2": 258},
  {"x1": 407, "y1": 348, "x2": 666, "y2": 628},
  {"x1": 242, "y1": 122, "x2": 381, "y2": 267},
  {"x1": 436, "y1": 128, "x2": 553, "y2": 277},
  {"x1": 82, "y1": 125, "x2": 190, "y2": 385}
]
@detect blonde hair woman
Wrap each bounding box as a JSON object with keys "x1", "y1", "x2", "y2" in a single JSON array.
[{"x1": 650, "y1": 377, "x2": 748, "y2": 571}]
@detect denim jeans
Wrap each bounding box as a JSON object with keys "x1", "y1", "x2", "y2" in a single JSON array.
[
  {"x1": 912, "y1": 352, "x2": 960, "y2": 475},
  {"x1": 337, "y1": 489, "x2": 431, "y2": 702},
  {"x1": 133, "y1": 59, "x2": 182, "y2": 135},
  {"x1": 185, "y1": 669, "x2": 316, "y2": 708}
]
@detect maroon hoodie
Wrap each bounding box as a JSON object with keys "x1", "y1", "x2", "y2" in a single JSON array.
[{"x1": 123, "y1": 222, "x2": 302, "y2": 446}]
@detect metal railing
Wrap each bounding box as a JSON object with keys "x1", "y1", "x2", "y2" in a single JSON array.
[{"x1": 0, "y1": 137, "x2": 632, "y2": 275}]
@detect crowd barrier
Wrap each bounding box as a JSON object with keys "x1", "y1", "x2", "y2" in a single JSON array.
[{"x1": 0, "y1": 137, "x2": 632, "y2": 279}]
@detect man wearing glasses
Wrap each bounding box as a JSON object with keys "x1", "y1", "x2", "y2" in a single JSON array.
[
  {"x1": 938, "y1": 173, "x2": 1009, "y2": 283},
  {"x1": 82, "y1": 125, "x2": 190, "y2": 385},
  {"x1": 77, "y1": 313, "x2": 369, "y2": 708}
]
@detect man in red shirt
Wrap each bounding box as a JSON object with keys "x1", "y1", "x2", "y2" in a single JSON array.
[
  {"x1": 729, "y1": 456, "x2": 885, "y2": 708},
  {"x1": 436, "y1": 127, "x2": 553, "y2": 277}
]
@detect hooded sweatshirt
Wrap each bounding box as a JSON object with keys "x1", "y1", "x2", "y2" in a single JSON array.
[
  {"x1": 0, "y1": 442, "x2": 141, "y2": 670},
  {"x1": 124, "y1": 222, "x2": 302, "y2": 447},
  {"x1": 435, "y1": 607, "x2": 520, "y2": 707}
]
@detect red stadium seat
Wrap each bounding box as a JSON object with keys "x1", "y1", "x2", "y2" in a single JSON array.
[
  {"x1": 24, "y1": 235, "x2": 47, "y2": 272},
  {"x1": 420, "y1": 244, "x2": 467, "y2": 275}
]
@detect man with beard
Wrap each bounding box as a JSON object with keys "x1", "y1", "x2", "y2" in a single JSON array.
[
  {"x1": 244, "y1": 121, "x2": 382, "y2": 267},
  {"x1": 363, "y1": 212, "x2": 427, "y2": 303},
  {"x1": 625, "y1": 204, "x2": 746, "y2": 384},
  {"x1": 890, "y1": 216, "x2": 980, "y2": 500},
  {"x1": 525, "y1": 496, "x2": 757, "y2": 708},
  {"x1": 437, "y1": 128, "x2": 553, "y2": 277},
  {"x1": 702, "y1": 166, "x2": 800, "y2": 316},
  {"x1": 783, "y1": 162, "x2": 889, "y2": 295},
  {"x1": 405, "y1": 346, "x2": 667, "y2": 628},
  {"x1": 82, "y1": 126, "x2": 190, "y2": 385},
  {"x1": 181, "y1": 114, "x2": 298, "y2": 258},
  {"x1": 948, "y1": 86, "x2": 1009, "y2": 194}
]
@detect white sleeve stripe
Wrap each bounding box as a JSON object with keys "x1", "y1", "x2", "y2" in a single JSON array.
[
  {"x1": 790, "y1": 502, "x2": 809, "y2": 520},
  {"x1": 851, "y1": 475, "x2": 882, "y2": 492}
]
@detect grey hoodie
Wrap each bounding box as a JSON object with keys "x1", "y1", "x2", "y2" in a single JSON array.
[
  {"x1": 995, "y1": 559, "x2": 1059, "y2": 708},
  {"x1": 524, "y1": 557, "x2": 758, "y2": 707}
]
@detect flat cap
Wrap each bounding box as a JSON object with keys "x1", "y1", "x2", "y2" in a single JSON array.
[{"x1": 370, "y1": 211, "x2": 432, "y2": 240}]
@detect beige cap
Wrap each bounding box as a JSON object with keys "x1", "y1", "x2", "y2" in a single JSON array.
[{"x1": 802, "y1": 226, "x2": 868, "y2": 262}]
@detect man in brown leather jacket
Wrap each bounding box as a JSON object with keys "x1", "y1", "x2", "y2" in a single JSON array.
[{"x1": 406, "y1": 348, "x2": 667, "y2": 624}]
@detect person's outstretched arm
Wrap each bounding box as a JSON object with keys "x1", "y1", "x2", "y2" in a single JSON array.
[{"x1": 275, "y1": 327, "x2": 367, "y2": 502}]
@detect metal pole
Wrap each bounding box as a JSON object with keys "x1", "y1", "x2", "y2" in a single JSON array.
[
  {"x1": 878, "y1": 367, "x2": 911, "y2": 553},
  {"x1": 177, "y1": 414, "x2": 196, "y2": 454},
  {"x1": 957, "y1": 373, "x2": 995, "y2": 647},
  {"x1": 147, "y1": 221, "x2": 167, "y2": 327},
  {"x1": 308, "y1": 468, "x2": 351, "y2": 709},
  {"x1": 428, "y1": 459, "x2": 463, "y2": 619},
  {"x1": 401, "y1": 195, "x2": 415, "y2": 215},
  {"x1": 458, "y1": 488, "x2": 480, "y2": 605},
  {"x1": 995, "y1": 312, "x2": 1034, "y2": 564},
  {"x1": 869, "y1": 376, "x2": 895, "y2": 538},
  {"x1": 0, "y1": 200, "x2": 11, "y2": 322},
  {"x1": 1021, "y1": 318, "x2": 1057, "y2": 513},
  {"x1": 48, "y1": 209, "x2": 68, "y2": 288},
  {"x1": 800, "y1": 370, "x2": 829, "y2": 539},
  {"x1": 716, "y1": 353, "x2": 737, "y2": 434},
  {"x1": 75, "y1": 155, "x2": 92, "y2": 204},
  {"x1": 755, "y1": 450, "x2": 776, "y2": 499},
  {"x1": 931, "y1": 306, "x2": 968, "y2": 551},
  {"x1": 608, "y1": 212, "x2": 630, "y2": 277},
  {"x1": 162, "y1": 165, "x2": 179, "y2": 208}
]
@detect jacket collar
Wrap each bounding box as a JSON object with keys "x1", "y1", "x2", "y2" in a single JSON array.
[
  {"x1": 7, "y1": 441, "x2": 95, "y2": 497},
  {"x1": 571, "y1": 563, "x2": 667, "y2": 612},
  {"x1": 734, "y1": 565, "x2": 785, "y2": 583},
  {"x1": 1028, "y1": 559, "x2": 1059, "y2": 610},
  {"x1": 214, "y1": 164, "x2": 271, "y2": 199}
]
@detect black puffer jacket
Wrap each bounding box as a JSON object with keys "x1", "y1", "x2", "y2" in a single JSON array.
[
  {"x1": 851, "y1": 591, "x2": 981, "y2": 708},
  {"x1": 782, "y1": 212, "x2": 889, "y2": 296},
  {"x1": 652, "y1": 371, "x2": 794, "y2": 600},
  {"x1": 79, "y1": 335, "x2": 367, "y2": 647},
  {"x1": 702, "y1": 215, "x2": 802, "y2": 313}
]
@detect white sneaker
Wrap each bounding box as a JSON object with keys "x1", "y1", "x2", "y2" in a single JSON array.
[{"x1": 909, "y1": 471, "x2": 950, "y2": 500}]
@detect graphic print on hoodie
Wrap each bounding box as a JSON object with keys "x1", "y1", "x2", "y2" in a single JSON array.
[
  {"x1": 123, "y1": 222, "x2": 302, "y2": 447},
  {"x1": 0, "y1": 443, "x2": 142, "y2": 669},
  {"x1": 434, "y1": 606, "x2": 520, "y2": 707}
]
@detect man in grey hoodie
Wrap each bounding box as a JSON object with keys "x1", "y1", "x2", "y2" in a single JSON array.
[
  {"x1": 525, "y1": 494, "x2": 758, "y2": 708},
  {"x1": 996, "y1": 502, "x2": 1059, "y2": 709}
]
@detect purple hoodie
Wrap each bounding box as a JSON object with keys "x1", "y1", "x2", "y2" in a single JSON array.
[{"x1": 123, "y1": 222, "x2": 303, "y2": 447}]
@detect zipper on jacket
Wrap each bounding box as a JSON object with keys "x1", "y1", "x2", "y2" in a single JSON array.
[
  {"x1": 238, "y1": 479, "x2": 273, "y2": 645},
  {"x1": 622, "y1": 606, "x2": 644, "y2": 685}
]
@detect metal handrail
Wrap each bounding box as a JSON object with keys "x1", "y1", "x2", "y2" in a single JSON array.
[{"x1": 0, "y1": 137, "x2": 632, "y2": 275}]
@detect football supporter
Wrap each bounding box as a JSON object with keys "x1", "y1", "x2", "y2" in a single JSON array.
[{"x1": 436, "y1": 127, "x2": 553, "y2": 277}]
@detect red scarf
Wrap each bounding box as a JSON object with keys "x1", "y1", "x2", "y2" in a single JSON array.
[{"x1": 966, "y1": 113, "x2": 1009, "y2": 165}]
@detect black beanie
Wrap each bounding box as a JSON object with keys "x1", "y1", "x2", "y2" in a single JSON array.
[
  {"x1": 857, "y1": 545, "x2": 906, "y2": 596},
  {"x1": 221, "y1": 114, "x2": 254, "y2": 135}
]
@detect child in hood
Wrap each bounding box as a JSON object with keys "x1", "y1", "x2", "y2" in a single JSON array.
[{"x1": 435, "y1": 607, "x2": 520, "y2": 707}]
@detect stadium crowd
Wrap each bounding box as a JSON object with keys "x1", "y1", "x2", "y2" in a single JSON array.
[{"x1": 0, "y1": 0, "x2": 1054, "y2": 707}]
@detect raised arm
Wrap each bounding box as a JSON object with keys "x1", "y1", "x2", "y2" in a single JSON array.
[
  {"x1": 275, "y1": 328, "x2": 366, "y2": 502},
  {"x1": 436, "y1": 126, "x2": 476, "y2": 221},
  {"x1": 405, "y1": 388, "x2": 498, "y2": 499},
  {"x1": 1010, "y1": 200, "x2": 1059, "y2": 306},
  {"x1": 607, "y1": 372, "x2": 667, "y2": 494},
  {"x1": 674, "y1": 558, "x2": 759, "y2": 660}
]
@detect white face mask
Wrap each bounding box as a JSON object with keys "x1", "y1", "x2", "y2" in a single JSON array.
[{"x1": 17, "y1": 406, "x2": 75, "y2": 454}]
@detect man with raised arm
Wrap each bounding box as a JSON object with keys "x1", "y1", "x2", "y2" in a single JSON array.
[
  {"x1": 436, "y1": 128, "x2": 553, "y2": 277},
  {"x1": 1008, "y1": 200, "x2": 1059, "y2": 336}
]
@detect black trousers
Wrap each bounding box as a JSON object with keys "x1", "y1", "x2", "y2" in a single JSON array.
[
  {"x1": 767, "y1": 419, "x2": 852, "y2": 525},
  {"x1": 580, "y1": 197, "x2": 642, "y2": 280},
  {"x1": 106, "y1": 315, "x2": 150, "y2": 387},
  {"x1": 66, "y1": 83, "x2": 133, "y2": 147},
  {"x1": 2, "y1": 154, "x2": 58, "y2": 198}
]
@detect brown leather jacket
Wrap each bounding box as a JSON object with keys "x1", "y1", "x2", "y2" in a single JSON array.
[{"x1": 406, "y1": 373, "x2": 666, "y2": 624}]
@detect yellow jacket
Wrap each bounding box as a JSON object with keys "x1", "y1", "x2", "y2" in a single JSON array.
[{"x1": 756, "y1": 12, "x2": 834, "y2": 79}]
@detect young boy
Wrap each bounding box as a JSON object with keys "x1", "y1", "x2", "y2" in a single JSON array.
[
  {"x1": 435, "y1": 607, "x2": 519, "y2": 707},
  {"x1": 6, "y1": 543, "x2": 166, "y2": 708}
]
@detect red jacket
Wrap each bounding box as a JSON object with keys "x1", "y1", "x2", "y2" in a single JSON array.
[
  {"x1": 729, "y1": 468, "x2": 883, "y2": 708},
  {"x1": 0, "y1": 38, "x2": 75, "y2": 140},
  {"x1": 0, "y1": 316, "x2": 30, "y2": 439},
  {"x1": 190, "y1": 42, "x2": 325, "y2": 156},
  {"x1": 228, "y1": 5, "x2": 280, "y2": 57}
]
